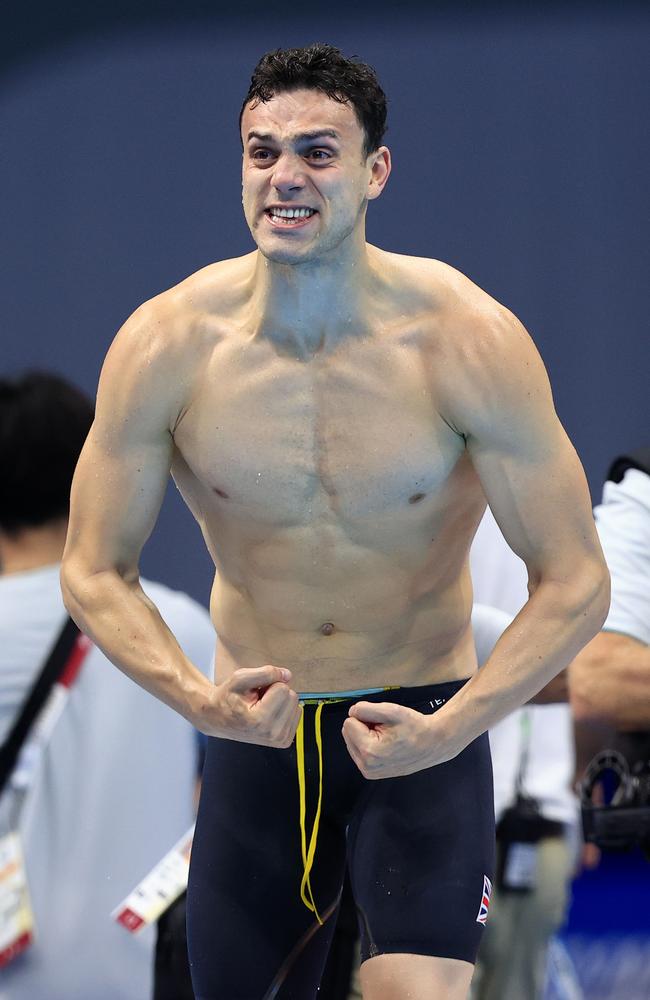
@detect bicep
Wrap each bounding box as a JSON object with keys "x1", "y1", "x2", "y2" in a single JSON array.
[
  {"x1": 462, "y1": 316, "x2": 601, "y2": 581},
  {"x1": 65, "y1": 311, "x2": 178, "y2": 579},
  {"x1": 66, "y1": 426, "x2": 172, "y2": 578},
  {"x1": 471, "y1": 421, "x2": 596, "y2": 583}
]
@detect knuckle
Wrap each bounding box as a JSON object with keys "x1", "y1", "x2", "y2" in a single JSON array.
[{"x1": 271, "y1": 726, "x2": 291, "y2": 748}]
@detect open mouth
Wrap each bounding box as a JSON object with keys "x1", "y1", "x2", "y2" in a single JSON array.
[{"x1": 265, "y1": 207, "x2": 318, "y2": 229}]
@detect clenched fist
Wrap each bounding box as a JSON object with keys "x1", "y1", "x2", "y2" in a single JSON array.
[
  {"x1": 199, "y1": 665, "x2": 302, "y2": 748},
  {"x1": 342, "y1": 701, "x2": 457, "y2": 779}
]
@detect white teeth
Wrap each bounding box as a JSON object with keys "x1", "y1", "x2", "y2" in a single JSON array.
[{"x1": 269, "y1": 208, "x2": 315, "y2": 219}]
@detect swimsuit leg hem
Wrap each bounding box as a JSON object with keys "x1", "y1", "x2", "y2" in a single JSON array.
[{"x1": 360, "y1": 941, "x2": 478, "y2": 966}]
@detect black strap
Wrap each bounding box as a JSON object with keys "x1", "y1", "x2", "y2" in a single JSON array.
[
  {"x1": 0, "y1": 616, "x2": 81, "y2": 798},
  {"x1": 607, "y1": 447, "x2": 650, "y2": 483}
]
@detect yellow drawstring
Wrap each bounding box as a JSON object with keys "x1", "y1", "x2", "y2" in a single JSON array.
[
  {"x1": 295, "y1": 688, "x2": 398, "y2": 922},
  {"x1": 296, "y1": 702, "x2": 325, "y2": 924}
]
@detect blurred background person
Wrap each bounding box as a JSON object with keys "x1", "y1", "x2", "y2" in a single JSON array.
[
  {"x1": 471, "y1": 448, "x2": 650, "y2": 999},
  {"x1": 569, "y1": 447, "x2": 650, "y2": 889},
  {"x1": 570, "y1": 448, "x2": 650, "y2": 739},
  {"x1": 0, "y1": 372, "x2": 215, "y2": 1000},
  {"x1": 469, "y1": 507, "x2": 579, "y2": 1000}
]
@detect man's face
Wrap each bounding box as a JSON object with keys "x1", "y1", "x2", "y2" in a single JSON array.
[{"x1": 241, "y1": 88, "x2": 381, "y2": 266}]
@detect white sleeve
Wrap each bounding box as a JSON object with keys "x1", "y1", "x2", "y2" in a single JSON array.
[
  {"x1": 470, "y1": 603, "x2": 522, "y2": 822},
  {"x1": 470, "y1": 603, "x2": 513, "y2": 666},
  {"x1": 595, "y1": 468, "x2": 650, "y2": 646},
  {"x1": 470, "y1": 507, "x2": 529, "y2": 616}
]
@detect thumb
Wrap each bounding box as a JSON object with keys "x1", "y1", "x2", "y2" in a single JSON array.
[
  {"x1": 347, "y1": 701, "x2": 405, "y2": 727},
  {"x1": 229, "y1": 665, "x2": 292, "y2": 694}
]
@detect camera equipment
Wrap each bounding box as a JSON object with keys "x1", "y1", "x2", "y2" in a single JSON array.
[
  {"x1": 495, "y1": 711, "x2": 565, "y2": 893},
  {"x1": 580, "y1": 748, "x2": 650, "y2": 858},
  {"x1": 496, "y1": 791, "x2": 565, "y2": 893}
]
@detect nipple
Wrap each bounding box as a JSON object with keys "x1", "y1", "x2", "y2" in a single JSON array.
[{"x1": 320, "y1": 622, "x2": 336, "y2": 637}]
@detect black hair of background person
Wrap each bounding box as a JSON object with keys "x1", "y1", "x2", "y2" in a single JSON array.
[
  {"x1": 0, "y1": 373, "x2": 94, "y2": 534},
  {"x1": 3, "y1": 2, "x2": 648, "y2": 603}
]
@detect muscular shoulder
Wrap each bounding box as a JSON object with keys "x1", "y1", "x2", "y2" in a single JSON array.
[
  {"x1": 377, "y1": 249, "x2": 522, "y2": 344},
  {"x1": 378, "y1": 251, "x2": 551, "y2": 437},
  {"x1": 102, "y1": 254, "x2": 256, "y2": 430},
  {"x1": 396, "y1": 254, "x2": 525, "y2": 350},
  {"x1": 419, "y1": 261, "x2": 551, "y2": 440},
  {"x1": 117, "y1": 254, "x2": 254, "y2": 361}
]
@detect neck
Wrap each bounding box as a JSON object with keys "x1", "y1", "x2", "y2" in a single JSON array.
[
  {"x1": 249, "y1": 237, "x2": 379, "y2": 355},
  {"x1": 0, "y1": 520, "x2": 68, "y2": 575}
]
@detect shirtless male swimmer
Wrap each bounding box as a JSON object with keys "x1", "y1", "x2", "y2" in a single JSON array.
[{"x1": 61, "y1": 44, "x2": 609, "y2": 1000}]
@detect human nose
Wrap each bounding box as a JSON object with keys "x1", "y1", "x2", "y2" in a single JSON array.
[{"x1": 271, "y1": 151, "x2": 306, "y2": 194}]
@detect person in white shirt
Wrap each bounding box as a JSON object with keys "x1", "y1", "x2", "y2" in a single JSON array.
[
  {"x1": 0, "y1": 372, "x2": 216, "y2": 1000},
  {"x1": 570, "y1": 450, "x2": 650, "y2": 731},
  {"x1": 469, "y1": 507, "x2": 578, "y2": 1000}
]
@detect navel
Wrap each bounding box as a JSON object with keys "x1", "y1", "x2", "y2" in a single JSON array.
[
  {"x1": 213, "y1": 486, "x2": 230, "y2": 500},
  {"x1": 408, "y1": 492, "x2": 426, "y2": 505},
  {"x1": 319, "y1": 622, "x2": 336, "y2": 637}
]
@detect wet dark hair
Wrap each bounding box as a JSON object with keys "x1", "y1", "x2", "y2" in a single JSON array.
[
  {"x1": 0, "y1": 371, "x2": 94, "y2": 534},
  {"x1": 240, "y1": 43, "x2": 388, "y2": 158}
]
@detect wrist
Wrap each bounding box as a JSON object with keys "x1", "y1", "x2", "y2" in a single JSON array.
[
  {"x1": 183, "y1": 673, "x2": 221, "y2": 732},
  {"x1": 426, "y1": 692, "x2": 474, "y2": 761}
]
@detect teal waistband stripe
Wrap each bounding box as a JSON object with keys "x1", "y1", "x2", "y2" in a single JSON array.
[{"x1": 298, "y1": 686, "x2": 388, "y2": 702}]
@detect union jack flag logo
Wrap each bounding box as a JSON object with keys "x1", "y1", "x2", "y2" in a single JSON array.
[{"x1": 476, "y1": 875, "x2": 492, "y2": 925}]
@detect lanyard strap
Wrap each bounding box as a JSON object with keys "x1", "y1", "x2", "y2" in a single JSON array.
[
  {"x1": 0, "y1": 617, "x2": 84, "y2": 800},
  {"x1": 514, "y1": 709, "x2": 532, "y2": 798}
]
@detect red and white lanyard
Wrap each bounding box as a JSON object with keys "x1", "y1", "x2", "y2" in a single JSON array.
[
  {"x1": 8, "y1": 632, "x2": 93, "y2": 799},
  {"x1": 0, "y1": 630, "x2": 92, "y2": 967}
]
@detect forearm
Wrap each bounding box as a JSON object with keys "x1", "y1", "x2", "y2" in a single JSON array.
[
  {"x1": 61, "y1": 563, "x2": 214, "y2": 725},
  {"x1": 569, "y1": 631, "x2": 650, "y2": 730},
  {"x1": 441, "y1": 568, "x2": 609, "y2": 750}
]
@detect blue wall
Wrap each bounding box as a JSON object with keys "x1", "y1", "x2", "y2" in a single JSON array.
[{"x1": 3, "y1": 5, "x2": 648, "y2": 603}]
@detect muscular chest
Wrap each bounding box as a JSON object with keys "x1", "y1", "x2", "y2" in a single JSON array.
[{"x1": 173, "y1": 336, "x2": 462, "y2": 524}]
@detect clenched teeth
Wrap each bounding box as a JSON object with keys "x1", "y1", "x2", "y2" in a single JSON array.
[{"x1": 268, "y1": 208, "x2": 316, "y2": 219}]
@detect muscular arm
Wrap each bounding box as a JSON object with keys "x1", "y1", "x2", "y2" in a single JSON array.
[
  {"x1": 570, "y1": 631, "x2": 650, "y2": 729},
  {"x1": 61, "y1": 302, "x2": 214, "y2": 724},
  {"x1": 440, "y1": 305, "x2": 609, "y2": 748},
  {"x1": 62, "y1": 301, "x2": 300, "y2": 747}
]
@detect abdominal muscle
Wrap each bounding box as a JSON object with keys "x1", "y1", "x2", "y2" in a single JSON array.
[
  {"x1": 207, "y1": 542, "x2": 479, "y2": 693},
  {"x1": 171, "y1": 445, "x2": 484, "y2": 693}
]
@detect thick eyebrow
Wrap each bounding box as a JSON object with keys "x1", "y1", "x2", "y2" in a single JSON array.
[{"x1": 246, "y1": 129, "x2": 341, "y2": 144}]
